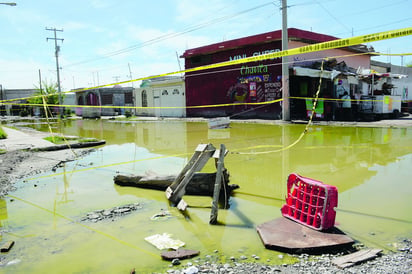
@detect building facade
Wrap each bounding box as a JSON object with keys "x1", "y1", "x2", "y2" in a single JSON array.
[
  {"x1": 182, "y1": 28, "x2": 374, "y2": 120},
  {"x1": 75, "y1": 86, "x2": 134, "y2": 118},
  {"x1": 134, "y1": 76, "x2": 186, "y2": 118},
  {"x1": 371, "y1": 60, "x2": 412, "y2": 113},
  {"x1": 0, "y1": 88, "x2": 36, "y2": 116}
]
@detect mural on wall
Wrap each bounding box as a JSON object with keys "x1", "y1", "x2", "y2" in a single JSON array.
[
  {"x1": 227, "y1": 83, "x2": 249, "y2": 103},
  {"x1": 226, "y1": 63, "x2": 282, "y2": 109}
]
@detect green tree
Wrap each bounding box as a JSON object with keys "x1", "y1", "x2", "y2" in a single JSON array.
[{"x1": 28, "y1": 80, "x2": 64, "y2": 117}]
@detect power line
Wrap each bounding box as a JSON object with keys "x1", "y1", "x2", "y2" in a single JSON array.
[
  {"x1": 64, "y1": 2, "x2": 274, "y2": 68},
  {"x1": 287, "y1": 0, "x2": 340, "y2": 8},
  {"x1": 345, "y1": 0, "x2": 408, "y2": 17},
  {"x1": 289, "y1": 0, "x2": 410, "y2": 38},
  {"x1": 313, "y1": 0, "x2": 352, "y2": 34},
  {"x1": 334, "y1": 17, "x2": 412, "y2": 37}
]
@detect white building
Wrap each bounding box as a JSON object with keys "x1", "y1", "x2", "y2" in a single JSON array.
[
  {"x1": 370, "y1": 60, "x2": 411, "y2": 113},
  {"x1": 134, "y1": 76, "x2": 186, "y2": 117}
]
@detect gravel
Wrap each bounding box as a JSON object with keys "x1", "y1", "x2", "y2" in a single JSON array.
[{"x1": 161, "y1": 238, "x2": 412, "y2": 274}]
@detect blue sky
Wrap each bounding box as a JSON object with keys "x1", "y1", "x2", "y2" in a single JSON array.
[{"x1": 0, "y1": 0, "x2": 411, "y2": 90}]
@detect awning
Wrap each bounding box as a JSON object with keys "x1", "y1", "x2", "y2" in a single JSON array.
[
  {"x1": 348, "y1": 76, "x2": 358, "y2": 85},
  {"x1": 293, "y1": 67, "x2": 341, "y2": 80},
  {"x1": 357, "y1": 68, "x2": 408, "y2": 79}
]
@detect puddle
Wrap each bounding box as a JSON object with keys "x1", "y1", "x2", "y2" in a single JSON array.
[{"x1": 1, "y1": 119, "x2": 411, "y2": 273}]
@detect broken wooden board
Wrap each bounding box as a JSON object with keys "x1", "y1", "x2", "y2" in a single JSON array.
[
  {"x1": 167, "y1": 144, "x2": 216, "y2": 205},
  {"x1": 161, "y1": 249, "x2": 200, "y2": 261},
  {"x1": 0, "y1": 241, "x2": 15, "y2": 252},
  {"x1": 176, "y1": 199, "x2": 188, "y2": 211},
  {"x1": 208, "y1": 117, "x2": 230, "y2": 129},
  {"x1": 256, "y1": 218, "x2": 354, "y2": 254},
  {"x1": 332, "y1": 248, "x2": 382, "y2": 268}
]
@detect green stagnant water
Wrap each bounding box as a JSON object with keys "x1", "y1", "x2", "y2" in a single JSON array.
[{"x1": 1, "y1": 119, "x2": 411, "y2": 273}]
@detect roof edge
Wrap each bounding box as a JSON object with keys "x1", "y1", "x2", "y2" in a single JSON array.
[{"x1": 181, "y1": 28, "x2": 373, "y2": 58}]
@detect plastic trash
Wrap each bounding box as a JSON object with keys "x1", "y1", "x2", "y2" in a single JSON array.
[{"x1": 144, "y1": 233, "x2": 185, "y2": 250}]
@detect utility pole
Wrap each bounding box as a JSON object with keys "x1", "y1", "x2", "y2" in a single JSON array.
[
  {"x1": 38, "y1": 69, "x2": 43, "y2": 93},
  {"x1": 46, "y1": 27, "x2": 64, "y2": 117},
  {"x1": 128, "y1": 63, "x2": 134, "y2": 88},
  {"x1": 281, "y1": 0, "x2": 290, "y2": 121},
  {"x1": 113, "y1": 76, "x2": 121, "y2": 83}
]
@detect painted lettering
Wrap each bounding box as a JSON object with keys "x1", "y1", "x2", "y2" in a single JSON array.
[
  {"x1": 229, "y1": 54, "x2": 247, "y2": 61},
  {"x1": 240, "y1": 64, "x2": 268, "y2": 75},
  {"x1": 229, "y1": 49, "x2": 280, "y2": 61}
]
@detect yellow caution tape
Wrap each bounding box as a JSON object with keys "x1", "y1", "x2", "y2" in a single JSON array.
[
  {"x1": 7, "y1": 194, "x2": 159, "y2": 257},
  {"x1": 370, "y1": 52, "x2": 412, "y2": 56},
  {"x1": 289, "y1": 96, "x2": 404, "y2": 103},
  {"x1": 26, "y1": 153, "x2": 191, "y2": 181},
  {"x1": 1, "y1": 98, "x2": 283, "y2": 109},
  {"x1": 191, "y1": 28, "x2": 412, "y2": 69},
  {"x1": 3, "y1": 95, "x2": 404, "y2": 110},
  {"x1": 1, "y1": 27, "x2": 411, "y2": 104}
]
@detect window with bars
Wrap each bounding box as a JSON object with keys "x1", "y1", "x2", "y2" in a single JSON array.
[
  {"x1": 125, "y1": 92, "x2": 133, "y2": 104},
  {"x1": 101, "y1": 94, "x2": 113, "y2": 104},
  {"x1": 142, "y1": 90, "x2": 147, "y2": 107}
]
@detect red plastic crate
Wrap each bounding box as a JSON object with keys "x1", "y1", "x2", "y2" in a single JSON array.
[{"x1": 281, "y1": 173, "x2": 338, "y2": 230}]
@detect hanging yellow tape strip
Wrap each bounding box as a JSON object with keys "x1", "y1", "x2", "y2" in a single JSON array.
[
  {"x1": 75, "y1": 27, "x2": 412, "y2": 91},
  {"x1": 1, "y1": 98, "x2": 283, "y2": 109},
  {"x1": 1, "y1": 27, "x2": 411, "y2": 104}
]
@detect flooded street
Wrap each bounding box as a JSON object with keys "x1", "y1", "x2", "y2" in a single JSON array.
[{"x1": 1, "y1": 119, "x2": 411, "y2": 273}]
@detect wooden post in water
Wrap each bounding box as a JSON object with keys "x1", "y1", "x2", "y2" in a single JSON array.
[{"x1": 209, "y1": 144, "x2": 226, "y2": 224}]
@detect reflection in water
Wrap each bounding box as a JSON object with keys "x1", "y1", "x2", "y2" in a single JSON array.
[
  {"x1": 0, "y1": 199, "x2": 7, "y2": 241},
  {"x1": 3, "y1": 119, "x2": 411, "y2": 273}
]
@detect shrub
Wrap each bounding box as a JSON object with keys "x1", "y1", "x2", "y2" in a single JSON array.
[{"x1": 0, "y1": 127, "x2": 7, "y2": 139}]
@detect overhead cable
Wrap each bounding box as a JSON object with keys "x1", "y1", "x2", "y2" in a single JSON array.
[{"x1": 64, "y1": 2, "x2": 274, "y2": 68}]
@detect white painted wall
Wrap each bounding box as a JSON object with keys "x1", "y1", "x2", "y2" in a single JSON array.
[{"x1": 134, "y1": 77, "x2": 186, "y2": 117}]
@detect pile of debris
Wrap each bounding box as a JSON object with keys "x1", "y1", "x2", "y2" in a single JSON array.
[{"x1": 81, "y1": 203, "x2": 142, "y2": 222}]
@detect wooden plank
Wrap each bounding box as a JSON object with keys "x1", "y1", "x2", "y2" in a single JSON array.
[
  {"x1": 177, "y1": 199, "x2": 188, "y2": 211},
  {"x1": 0, "y1": 241, "x2": 15, "y2": 252},
  {"x1": 209, "y1": 144, "x2": 226, "y2": 224},
  {"x1": 257, "y1": 218, "x2": 354, "y2": 254},
  {"x1": 332, "y1": 249, "x2": 382, "y2": 268},
  {"x1": 167, "y1": 144, "x2": 215, "y2": 205},
  {"x1": 208, "y1": 117, "x2": 230, "y2": 129},
  {"x1": 161, "y1": 249, "x2": 200, "y2": 260},
  {"x1": 168, "y1": 145, "x2": 204, "y2": 190}
]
